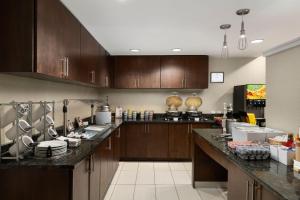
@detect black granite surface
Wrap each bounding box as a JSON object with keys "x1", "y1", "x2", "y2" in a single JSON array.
[
  {"x1": 122, "y1": 118, "x2": 217, "y2": 124},
  {"x1": 194, "y1": 129, "x2": 300, "y2": 200},
  {"x1": 0, "y1": 119, "x2": 123, "y2": 170},
  {"x1": 0, "y1": 119, "x2": 218, "y2": 169}
]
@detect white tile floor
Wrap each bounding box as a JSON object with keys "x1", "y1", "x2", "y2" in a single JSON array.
[{"x1": 105, "y1": 162, "x2": 227, "y2": 200}]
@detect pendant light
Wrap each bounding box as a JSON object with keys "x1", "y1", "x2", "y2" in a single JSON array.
[
  {"x1": 236, "y1": 9, "x2": 250, "y2": 50},
  {"x1": 220, "y1": 24, "x2": 231, "y2": 58}
]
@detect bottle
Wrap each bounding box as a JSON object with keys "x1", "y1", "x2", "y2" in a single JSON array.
[{"x1": 222, "y1": 103, "x2": 227, "y2": 133}]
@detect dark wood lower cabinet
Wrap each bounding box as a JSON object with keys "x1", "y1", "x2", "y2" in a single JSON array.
[
  {"x1": 73, "y1": 158, "x2": 91, "y2": 200},
  {"x1": 121, "y1": 122, "x2": 213, "y2": 161},
  {"x1": 90, "y1": 152, "x2": 101, "y2": 200},
  {"x1": 193, "y1": 131, "x2": 281, "y2": 200},
  {"x1": 124, "y1": 123, "x2": 147, "y2": 159},
  {"x1": 123, "y1": 123, "x2": 169, "y2": 160},
  {"x1": 0, "y1": 132, "x2": 120, "y2": 200},
  {"x1": 169, "y1": 123, "x2": 190, "y2": 159},
  {"x1": 146, "y1": 123, "x2": 169, "y2": 159}
]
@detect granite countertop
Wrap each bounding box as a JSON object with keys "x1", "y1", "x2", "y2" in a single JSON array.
[
  {"x1": 0, "y1": 119, "x2": 217, "y2": 170},
  {"x1": 194, "y1": 129, "x2": 300, "y2": 200},
  {"x1": 0, "y1": 120, "x2": 123, "y2": 170},
  {"x1": 122, "y1": 118, "x2": 216, "y2": 124}
]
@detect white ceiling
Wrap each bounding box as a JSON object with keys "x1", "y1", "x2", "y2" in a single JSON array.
[{"x1": 61, "y1": 0, "x2": 300, "y2": 57}]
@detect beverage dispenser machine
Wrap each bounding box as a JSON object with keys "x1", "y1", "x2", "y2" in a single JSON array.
[{"x1": 233, "y1": 84, "x2": 266, "y2": 127}]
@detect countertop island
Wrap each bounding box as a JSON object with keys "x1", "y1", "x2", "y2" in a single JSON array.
[{"x1": 193, "y1": 128, "x2": 300, "y2": 200}]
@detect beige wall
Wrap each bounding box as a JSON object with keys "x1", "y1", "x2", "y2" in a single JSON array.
[
  {"x1": 0, "y1": 74, "x2": 102, "y2": 144},
  {"x1": 101, "y1": 56, "x2": 266, "y2": 113},
  {"x1": 266, "y1": 46, "x2": 300, "y2": 133}
]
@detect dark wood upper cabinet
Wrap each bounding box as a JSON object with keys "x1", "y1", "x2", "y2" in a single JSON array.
[
  {"x1": 161, "y1": 55, "x2": 208, "y2": 89},
  {"x1": 114, "y1": 56, "x2": 140, "y2": 88},
  {"x1": 113, "y1": 56, "x2": 161, "y2": 89},
  {"x1": 59, "y1": 4, "x2": 81, "y2": 81},
  {"x1": 1, "y1": 0, "x2": 110, "y2": 87},
  {"x1": 114, "y1": 55, "x2": 208, "y2": 89},
  {"x1": 184, "y1": 55, "x2": 208, "y2": 89},
  {"x1": 160, "y1": 56, "x2": 186, "y2": 88},
  {"x1": 138, "y1": 56, "x2": 161, "y2": 88},
  {"x1": 35, "y1": 0, "x2": 65, "y2": 78},
  {"x1": 1, "y1": 0, "x2": 35, "y2": 72},
  {"x1": 36, "y1": 0, "x2": 81, "y2": 80},
  {"x1": 80, "y1": 26, "x2": 99, "y2": 84},
  {"x1": 97, "y1": 47, "x2": 111, "y2": 88}
]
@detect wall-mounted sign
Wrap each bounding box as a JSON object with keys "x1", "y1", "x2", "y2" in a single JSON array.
[{"x1": 210, "y1": 72, "x2": 224, "y2": 83}]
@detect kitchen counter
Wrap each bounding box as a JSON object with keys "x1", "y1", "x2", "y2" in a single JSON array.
[
  {"x1": 193, "y1": 129, "x2": 300, "y2": 200},
  {"x1": 0, "y1": 119, "x2": 217, "y2": 169},
  {"x1": 122, "y1": 118, "x2": 217, "y2": 124},
  {"x1": 0, "y1": 119, "x2": 123, "y2": 169}
]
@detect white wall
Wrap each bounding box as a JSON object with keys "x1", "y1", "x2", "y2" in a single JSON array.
[
  {"x1": 101, "y1": 56, "x2": 266, "y2": 113},
  {"x1": 0, "y1": 74, "x2": 102, "y2": 144},
  {"x1": 266, "y1": 46, "x2": 300, "y2": 133}
]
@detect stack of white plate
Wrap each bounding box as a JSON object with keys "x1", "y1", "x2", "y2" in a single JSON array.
[{"x1": 35, "y1": 140, "x2": 67, "y2": 158}]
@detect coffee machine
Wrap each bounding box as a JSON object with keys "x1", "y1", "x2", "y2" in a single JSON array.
[{"x1": 233, "y1": 84, "x2": 266, "y2": 127}]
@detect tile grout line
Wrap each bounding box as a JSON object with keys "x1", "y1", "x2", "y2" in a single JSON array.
[
  {"x1": 169, "y1": 162, "x2": 182, "y2": 200},
  {"x1": 152, "y1": 162, "x2": 158, "y2": 200},
  {"x1": 107, "y1": 163, "x2": 122, "y2": 200},
  {"x1": 132, "y1": 162, "x2": 139, "y2": 200}
]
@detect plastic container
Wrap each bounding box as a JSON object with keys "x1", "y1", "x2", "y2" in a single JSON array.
[{"x1": 278, "y1": 147, "x2": 295, "y2": 165}]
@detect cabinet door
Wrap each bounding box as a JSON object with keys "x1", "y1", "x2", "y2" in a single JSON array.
[
  {"x1": 36, "y1": 0, "x2": 65, "y2": 78},
  {"x1": 169, "y1": 124, "x2": 190, "y2": 159},
  {"x1": 138, "y1": 56, "x2": 161, "y2": 88},
  {"x1": 228, "y1": 164, "x2": 254, "y2": 200},
  {"x1": 114, "y1": 56, "x2": 139, "y2": 88},
  {"x1": 146, "y1": 123, "x2": 169, "y2": 159},
  {"x1": 184, "y1": 56, "x2": 208, "y2": 89},
  {"x1": 255, "y1": 184, "x2": 280, "y2": 200},
  {"x1": 73, "y1": 158, "x2": 90, "y2": 200},
  {"x1": 90, "y1": 152, "x2": 101, "y2": 200},
  {"x1": 160, "y1": 56, "x2": 186, "y2": 88},
  {"x1": 113, "y1": 128, "x2": 121, "y2": 171},
  {"x1": 107, "y1": 136, "x2": 115, "y2": 184},
  {"x1": 99, "y1": 138, "x2": 109, "y2": 200},
  {"x1": 60, "y1": 5, "x2": 81, "y2": 81},
  {"x1": 80, "y1": 26, "x2": 99, "y2": 84},
  {"x1": 97, "y1": 46, "x2": 111, "y2": 88},
  {"x1": 124, "y1": 124, "x2": 147, "y2": 158}
]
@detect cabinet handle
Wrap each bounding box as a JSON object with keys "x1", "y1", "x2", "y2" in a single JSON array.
[
  {"x1": 105, "y1": 76, "x2": 108, "y2": 87},
  {"x1": 117, "y1": 128, "x2": 121, "y2": 138},
  {"x1": 181, "y1": 79, "x2": 184, "y2": 88},
  {"x1": 86, "y1": 158, "x2": 91, "y2": 173},
  {"x1": 255, "y1": 184, "x2": 261, "y2": 200},
  {"x1": 92, "y1": 155, "x2": 95, "y2": 172},
  {"x1": 66, "y1": 57, "x2": 69, "y2": 78},
  {"x1": 144, "y1": 124, "x2": 147, "y2": 133},
  {"x1": 246, "y1": 181, "x2": 249, "y2": 200},
  {"x1": 90, "y1": 70, "x2": 95, "y2": 83},
  {"x1": 93, "y1": 71, "x2": 95, "y2": 83},
  {"x1": 137, "y1": 78, "x2": 140, "y2": 88},
  {"x1": 251, "y1": 181, "x2": 255, "y2": 200},
  {"x1": 107, "y1": 137, "x2": 112, "y2": 150},
  {"x1": 185, "y1": 79, "x2": 187, "y2": 88},
  {"x1": 60, "y1": 58, "x2": 66, "y2": 78}
]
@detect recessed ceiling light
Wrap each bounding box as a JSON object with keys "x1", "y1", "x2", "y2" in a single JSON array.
[
  {"x1": 172, "y1": 48, "x2": 182, "y2": 52},
  {"x1": 130, "y1": 49, "x2": 140, "y2": 52},
  {"x1": 251, "y1": 39, "x2": 264, "y2": 44}
]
